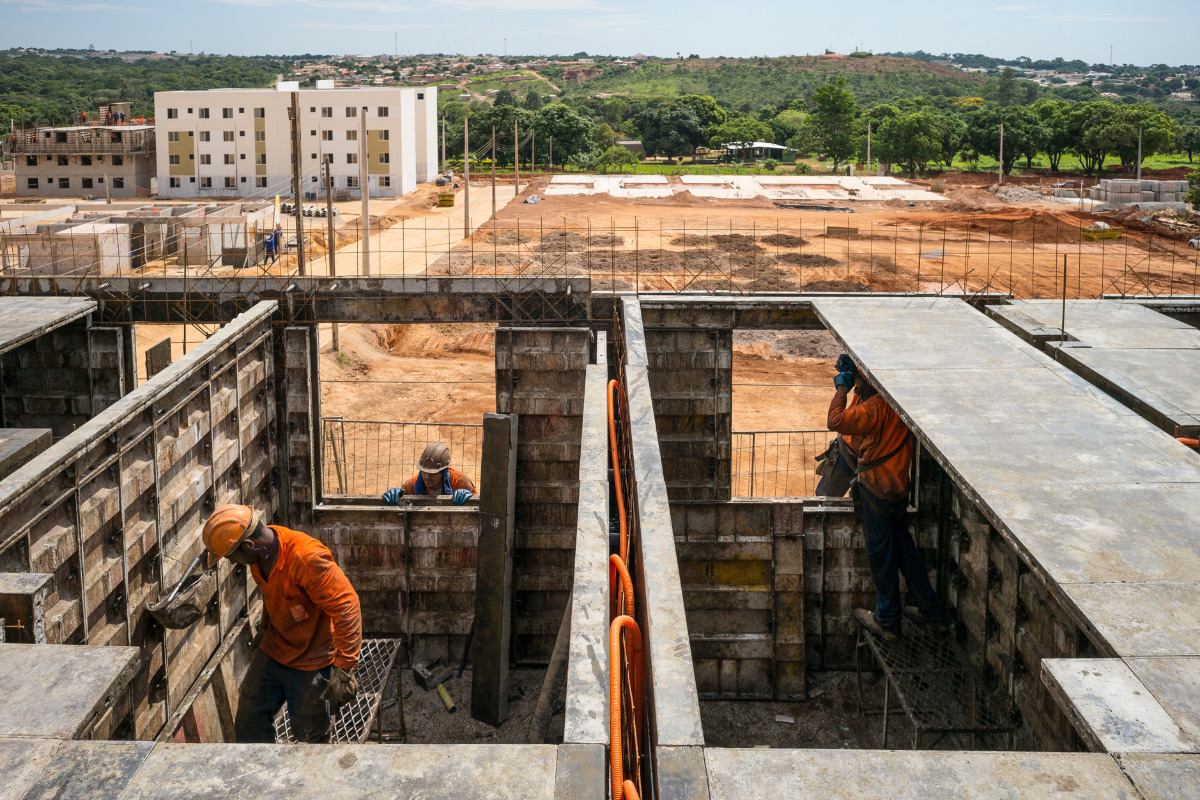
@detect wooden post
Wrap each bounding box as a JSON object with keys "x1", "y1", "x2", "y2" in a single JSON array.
[
  {"x1": 324, "y1": 164, "x2": 339, "y2": 352},
  {"x1": 470, "y1": 412, "x2": 518, "y2": 726},
  {"x1": 463, "y1": 117, "x2": 470, "y2": 240},
  {"x1": 289, "y1": 92, "x2": 306, "y2": 276},
  {"x1": 491, "y1": 126, "x2": 497, "y2": 220}
]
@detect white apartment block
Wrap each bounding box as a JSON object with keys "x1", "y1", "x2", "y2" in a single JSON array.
[{"x1": 154, "y1": 83, "x2": 438, "y2": 200}]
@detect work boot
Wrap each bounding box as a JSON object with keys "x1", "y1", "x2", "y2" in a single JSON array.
[
  {"x1": 854, "y1": 608, "x2": 900, "y2": 642},
  {"x1": 903, "y1": 605, "x2": 949, "y2": 634}
]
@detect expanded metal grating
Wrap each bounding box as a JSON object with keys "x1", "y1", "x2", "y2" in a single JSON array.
[
  {"x1": 855, "y1": 618, "x2": 1013, "y2": 749},
  {"x1": 273, "y1": 638, "x2": 402, "y2": 744}
]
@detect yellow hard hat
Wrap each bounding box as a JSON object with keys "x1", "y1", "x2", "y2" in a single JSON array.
[
  {"x1": 418, "y1": 442, "x2": 451, "y2": 474},
  {"x1": 202, "y1": 504, "x2": 257, "y2": 568}
]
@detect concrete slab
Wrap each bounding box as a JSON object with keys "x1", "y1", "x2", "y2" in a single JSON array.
[
  {"x1": 1065, "y1": 583, "x2": 1200, "y2": 657},
  {"x1": 1127, "y1": 657, "x2": 1200, "y2": 745},
  {"x1": 0, "y1": 297, "x2": 95, "y2": 355},
  {"x1": 18, "y1": 740, "x2": 154, "y2": 800},
  {"x1": 1118, "y1": 754, "x2": 1200, "y2": 800},
  {"x1": 0, "y1": 429, "x2": 51, "y2": 481},
  {"x1": 117, "y1": 744, "x2": 558, "y2": 800},
  {"x1": 0, "y1": 739, "x2": 63, "y2": 800},
  {"x1": 1041, "y1": 658, "x2": 1196, "y2": 752},
  {"x1": 995, "y1": 300, "x2": 1200, "y2": 349},
  {"x1": 704, "y1": 748, "x2": 1140, "y2": 799},
  {"x1": 0, "y1": 644, "x2": 139, "y2": 739}
]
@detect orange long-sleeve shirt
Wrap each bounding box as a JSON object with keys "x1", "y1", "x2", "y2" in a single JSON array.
[
  {"x1": 252, "y1": 526, "x2": 362, "y2": 671},
  {"x1": 401, "y1": 468, "x2": 476, "y2": 496},
  {"x1": 827, "y1": 388, "x2": 913, "y2": 503}
]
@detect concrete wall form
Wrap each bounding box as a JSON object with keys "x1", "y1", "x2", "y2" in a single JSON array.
[{"x1": 0, "y1": 301, "x2": 278, "y2": 740}]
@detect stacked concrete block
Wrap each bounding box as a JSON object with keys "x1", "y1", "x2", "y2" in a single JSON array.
[
  {"x1": 1092, "y1": 178, "x2": 1190, "y2": 205},
  {"x1": 495, "y1": 327, "x2": 588, "y2": 663},
  {"x1": 644, "y1": 327, "x2": 732, "y2": 503},
  {"x1": 0, "y1": 301, "x2": 277, "y2": 741}
]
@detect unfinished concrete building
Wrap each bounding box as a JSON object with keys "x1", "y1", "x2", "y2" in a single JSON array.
[
  {"x1": 0, "y1": 273, "x2": 1198, "y2": 799},
  {"x1": 10, "y1": 117, "x2": 156, "y2": 199}
]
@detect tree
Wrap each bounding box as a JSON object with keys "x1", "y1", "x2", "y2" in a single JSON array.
[
  {"x1": 708, "y1": 117, "x2": 772, "y2": 151},
  {"x1": 767, "y1": 109, "x2": 808, "y2": 145},
  {"x1": 468, "y1": 104, "x2": 534, "y2": 165},
  {"x1": 966, "y1": 106, "x2": 1047, "y2": 175},
  {"x1": 995, "y1": 67, "x2": 1019, "y2": 106},
  {"x1": 633, "y1": 102, "x2": 706, "y2": 160},
  {"x1": 603, "y1": 97, "x2": 628, "y2": 128},
  {"x1": 1180, "y1": 126, "x2": 1200, "y2": 162},
  {"x1": 676, "y1": 94, "x2": 726, "y2": 128},
  {"x1": 931, "y1": 113, "x2": 967, "y2": 169},
  {"x1": 1110, "y1": 104, "x2": 1175, "y2": 173},
  {"x1": 874, "y1": 111, "x2": 941, "y2": 177},
  {"x1": 594, "y1": 122, "x2": 618, "y2": 151},
  {"x1": 1066, "y1": 101, "x2": 1120, "y2": 175},
  {"x1": 523, "y1": 88, "x2": 546, "y2": 111},
  {"x1": 809, "y1": 77, "x2": 859, "y2": 172},
  {"x1": 531, "y1": 103, "x2": 596, "y2": 163},
  {"x1": 1033, "y1": 99, "x2": 1071, "y2": 172},
  {"x1": 494, "y1": 89, "x2": 516, "y2": 107},
  {"x1": 596, "y1": 145, "x2": 639, "y2": 173},
  {"x1": 1186, "y1": 168, "x2": 1200, "y2": 206}
]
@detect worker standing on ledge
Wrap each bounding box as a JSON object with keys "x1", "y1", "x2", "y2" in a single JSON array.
[
  {"x1": 827, "y1": 357, "x2": 945, "y2": 640},
  {"x1": 382, "y1": 441, "x2": 477, "y2": 505},
  {"x1": 202, "y1": 504, "x2": 362, "y2": 742}
]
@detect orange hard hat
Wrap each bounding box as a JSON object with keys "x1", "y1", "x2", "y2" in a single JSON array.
[{"x1": 202, "y1": 504, "x2": 258, "y2": 568}]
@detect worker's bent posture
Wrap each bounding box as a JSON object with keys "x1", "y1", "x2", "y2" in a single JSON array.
[
  {"x1": 828, "y1": 361, "x2": 945, "y2": 640},
  {"x1": 203, "y1": 504, "x2": 362, "y2": 743},
  {"x1": 382, "y1": 441, "x2": 476, "y2": 506}
]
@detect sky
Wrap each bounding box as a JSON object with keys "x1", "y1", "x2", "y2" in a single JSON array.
[{"x1": 0, "y1": 0, "x2": 1189, "y2": 67}]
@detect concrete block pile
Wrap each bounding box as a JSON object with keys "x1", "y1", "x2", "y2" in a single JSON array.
[{"x1": 1088, "y1": 179, "x2": 1190, "y2": 205}]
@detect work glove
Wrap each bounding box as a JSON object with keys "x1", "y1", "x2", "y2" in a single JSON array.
[
  {"x1": 834, "y1": 371, "x2": 856, "y2": 391},
  {"x1": 452, "y1": 488, "x2": 474, "y2": 505},
  {"x1": 382, "y1": 487, "x2": 404, "y2": 505},
  {"x1": 835, "y1": 354, "x2": 858, "y2": 377},
  {"x1": 323, "y1": 666, "x2": 360, "y2": 710}
]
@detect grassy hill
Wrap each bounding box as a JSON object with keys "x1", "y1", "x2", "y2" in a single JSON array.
[{"x1": 541, "y1": 55, "x2": 988, "y2": 110}]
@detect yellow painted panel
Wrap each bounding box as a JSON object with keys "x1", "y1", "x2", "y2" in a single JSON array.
[{"x1": 678, "y1": 559, "x2": 771, "y2": 588}]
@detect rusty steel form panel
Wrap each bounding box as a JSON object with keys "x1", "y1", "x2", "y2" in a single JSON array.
[{"x1": 0, "y1": 300, "x2": 278, "y2": 740}]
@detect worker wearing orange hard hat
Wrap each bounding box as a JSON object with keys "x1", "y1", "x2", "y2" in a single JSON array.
[
  {"x1": 202, "y1": 504, "x2": 362, "y2": 742},
  {"x1": 381, "y1": 441, "x2": 477, "y2": 506}
]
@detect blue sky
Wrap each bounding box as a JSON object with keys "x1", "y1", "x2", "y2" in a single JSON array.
[{"x1": 0, "y1": 0, "x2": 1188, "y2": 66}]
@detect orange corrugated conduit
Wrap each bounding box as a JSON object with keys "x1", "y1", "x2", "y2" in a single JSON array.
[
  {"x1": 623, "y1": 781, "x2": 641, "y2": 800},
  {"x1": 608, "y1": 379, "x2": 629, "y2": 563},
  {"x1": 609, "y1": 553, "x2": 635, "y2": 619},
  {"x1": 609, "y1": 614, "x2": 644, "y2": 800}
]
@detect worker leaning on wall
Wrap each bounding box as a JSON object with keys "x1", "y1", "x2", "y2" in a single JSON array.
[{"x1": 202, "y1": 504, "x2": 363, "y2": 743}]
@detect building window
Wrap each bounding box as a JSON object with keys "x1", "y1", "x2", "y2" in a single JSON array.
[
  {"x1": 200, "y1": 131, "x2": 211, "y2": 142},
  {"x1": 187, "y1": 108, "x2": 193, "y2": 114},
  {"x1": 377, "y1": 106, "x2": 389, "y2": 117},
  {"x1": 311, "y1": 153, "x2": 317, "y2": 159},
  {"x1": 223, "y1": 131, "x2": 235, "y2": 142},
  {"x1": 25, "y1": 156, "x2": 37, "y2": 167},
  {"x1": 169, "y1": 177, "x2": 181, "y2": 188},
  {"x1": 321, "y1": 107, "x2": 333, "y2": 118},
  {"x1": 256, "y1": 154, "x2": 267, "y2": 165},
  {"x1": 417, "y1": 93, "x2": 424, "y2": 100},
  {"x1": 112, "y1": 155, "x2": 123, "y2": 166},
  {"x1": 58, "y1": 178, "x2": 69, "y2": 189},
  {"x1": 310, "y1": 130, "x2": 317, "y2": 136},
  {"x1": 57, "y1": 156, "x2": 69, "y2": 166},
  {"x1": 189, "y1": 177, "x2": 195, "y2": 183},
  {"x1": 81, "y1": 155, "x2": 92, "y2": 166},
  {"x1": 239, "y1": 130, "x2": 246, "y2": 137},
  {"x1": 240, "y1": 176, "x2": 246, "y2": 182},
  {"x1": 380, "y1": 176, "x2": 391, "y2": 187},
  {"x1": 27, "y1": 178, "x2": 38, "y2": 190},
  {"x1": 254, "y1": 107, "x2": 265, "y2": 119},
  {"x1": 223, "y1": 108, "x2": 233, "y2": 118},
  {"x1": 168, "y1": 131, "x2": 180, "y2": 142},
  {"x1": 256, "y1": 177, "x2": 267, "y2": 188},
  {"x1": 377, "y1": 130, "x2": 389, "y2": 141},
  {"x1": 169, "y1": 154, "x2": 181, "y2": 165},
  {"x1": 200, "y1": 154, "x2": 212, "y2": 165},
  {"x1": 199, "y1": 108, "x2": 210, "y2": 119},
  {"x1": 224, "y1": 154, "x2": 235, "y2": 165},
  {"x1": 346, "y1": 130, "x2": 358, "y2": 141},
  {"x1": 346, "y1": 107, "x2": 357, "y2": 117},
  {"x1": 347, "y1": 153, "x2": 358, "y2": 164},
  {"x1": 82, "y1": 178, "x2": 93, "y2": 189},
  {"x1": 239, "y1": 108, "x2": 244, "y2": 114},
  {"x1": 309, "y1": 107, "x2": 316, "y2": 113},
  {"x1": 255, "y1": 130, "x2": 266, "y2": 142},
  {"x1": 112, "y1": 177, "x2": 124, "y2": 189},
  {"x1": 240, "y1": 153, "x2": 246, "y2": 160},
  {"x1": 321, "y1": 130, "x2": 333, "y2": 141},
  {"x1": 200, "y1": 177, "x2": 212, "y2": 188},
  {"x1": 224, "y1": 177, "x2": 235, "y2": 188},
  {"x1": 167, "y1": 108, "x2": 178, "y2": 119},
  {"x1": 378, "y1": 153, "x2": 390, "y2": 164},
  {"x1": 347, "y1": 176, "x2": 359, "y2": 188}
]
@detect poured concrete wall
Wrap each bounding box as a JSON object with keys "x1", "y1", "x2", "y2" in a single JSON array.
[{"x1": 0, "y1": 301, "x2": 278, "y2": 740}]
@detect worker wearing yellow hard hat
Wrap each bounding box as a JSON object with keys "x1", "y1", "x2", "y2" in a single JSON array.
[{"x1": 203, "y1": 504, "x2": 362, "y2": 743}]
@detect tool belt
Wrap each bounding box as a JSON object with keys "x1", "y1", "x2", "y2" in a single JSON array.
[{"x1": 817, "y1": 432, "x2": 911, "y2": 508}]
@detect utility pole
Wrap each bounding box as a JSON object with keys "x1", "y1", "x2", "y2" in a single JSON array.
[
  {"x1": 491, "y1": 125, "x2": 497, "y2": 219},
  {"x1": 289, "y1": 92, "x2": 306, "y2": 276},
  {"x1": 514, "y1": 120, "x2": 520, "y2": 198},
  {"x1": 325, "y1": 163, "x2": 339, "y2": 352},
  {"x1": 441, "y1": 117, "x2": 446, "y2": 175},
  {"x1": 463, "y1": 117, "x2": 471, "y2": 239},
  {"x1": 998, "y1": 122, "x2": 1004, "y2": 187},
  {"x1": 531, "y1": 130, "x2": 536, "y2": 180},
  {"x1": 360, "y1": 105, "x2": 370, "y2": 276},
  {"x1": 866, "y1": 123, "x2": 871, "y2": 174},
  {"x1": 549, "y1": 136, "x2": 553, "y2": 172},
  {"x1": 1136, "y1": 126, "x2": 1143, "y2": 182}
]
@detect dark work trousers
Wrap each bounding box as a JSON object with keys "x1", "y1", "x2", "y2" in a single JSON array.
[
  {"x1": 234, "y1": 648, "x2": 332, "y2": 743},
  {"x1": 859, "y1": 483, "x2": 943, "y2": 627}
]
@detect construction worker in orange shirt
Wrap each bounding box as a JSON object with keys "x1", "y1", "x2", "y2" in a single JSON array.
[
  {"x1": 382, "y1": 441, "x2": 477, "y2": 505},
  {"x1": 827, "y1": 356, "x2": 945, "y2": 641},
  {"x1": 202, "y1": 504, "x2": 362, "y2": 743}
]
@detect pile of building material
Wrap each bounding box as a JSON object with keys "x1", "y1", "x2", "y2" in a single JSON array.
[{"x1": 1088, "y1": 179, "x2": 1190, "y2": 206}]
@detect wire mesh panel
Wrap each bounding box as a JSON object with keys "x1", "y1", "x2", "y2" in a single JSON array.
[
  {"x1": 273, "y1": 638, "x2": 401, "y2": 745},
  {"x1": 730, "y1": 430, "x2": 826, "y2": 498},
  {"x1": 322, "y1": 418, "x2": 482, "y2": 497}
]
